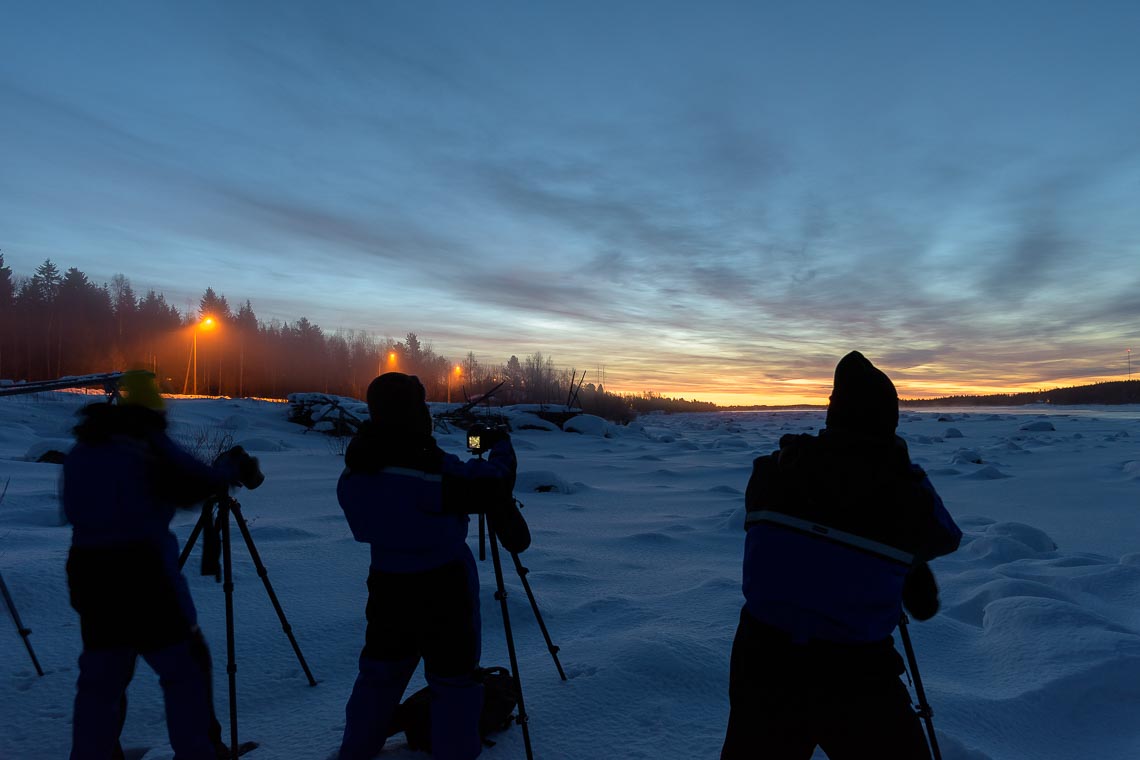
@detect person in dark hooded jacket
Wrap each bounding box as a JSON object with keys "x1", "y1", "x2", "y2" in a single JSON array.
[
  {"x1": 721, "y1": 351, "x2": 962, "y2": 760},
  {"x1": 61, "y1": 371, "x2": 250, "y2": 760},
  {"x1": 336, "y1": 372, "x2": 527, "y2": 760}
]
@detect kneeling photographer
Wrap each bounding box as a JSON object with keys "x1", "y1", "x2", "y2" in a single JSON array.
[
  {"x1": 336, "y1": 372, "x2": 527, "y2": 760},
  {"x1": 61, "y1": 370, "x2": 262, "y2": 760}
]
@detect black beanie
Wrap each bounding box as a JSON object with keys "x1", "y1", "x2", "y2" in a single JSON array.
[
  {"x1": 824, "y1": 351, "x2": 899, "y2": 437},
  {"x1": 366, "y1": 372, "x2": 432, "y2": 438}
]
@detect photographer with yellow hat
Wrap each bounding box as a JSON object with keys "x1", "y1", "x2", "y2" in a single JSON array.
[{"x1": 62, "y1": 370, "x2": 260, "y2": 759}]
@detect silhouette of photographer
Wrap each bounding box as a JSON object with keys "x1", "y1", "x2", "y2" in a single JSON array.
[
  {"x1": 721, "y1": 352, "x2": 962, "y2": 760},
  {"x1": 336, "y1": 372, "x2": 528, "y2": 760},
  {"x1": 62, "y1": 370, "x2": 261, "y2": 759}
]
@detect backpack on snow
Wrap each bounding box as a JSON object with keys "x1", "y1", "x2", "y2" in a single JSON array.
[{"x1": 389, "y1": 666, "x2": 519, "y2": 751}]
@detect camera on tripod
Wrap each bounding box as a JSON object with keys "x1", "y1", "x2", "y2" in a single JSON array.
[
  {"x1": 467, "y1": 423, "x2": 510, "y2": 455},
  {"x1": 199, "y1": 446, "x2": 265, "y2": 580},
  {"x1": 214, "y1": 445, "x2": 265, "y2": 490}
]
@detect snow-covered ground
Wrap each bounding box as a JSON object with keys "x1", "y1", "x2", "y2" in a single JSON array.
[{"x1": 2, "y1": 392, "x2": 1139, "y2": 759}]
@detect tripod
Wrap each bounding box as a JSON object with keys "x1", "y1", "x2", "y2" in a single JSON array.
[
  {"x1": 899, "y1": 613, "x2": 942, "y2": 760},
  {"x1": 481, "y1": 503, "x2": 567, "y2": 760},
  {"x1": 1, "y1": 571, "x2": 44, "y2": 676},
  {"x1": 178, "y1": 492, "x2": 317, "y2": 760}
]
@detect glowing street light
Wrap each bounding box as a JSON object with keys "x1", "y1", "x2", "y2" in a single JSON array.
[
  {"x1": 448, "y1": 365, "x2": 462, "y2": 404},
  {"x1": 378, "y1": 350, "x2": 398, "y2": 377},
  {"x1": 183, "y1": 316, "x2": 217, "y2": 395}
]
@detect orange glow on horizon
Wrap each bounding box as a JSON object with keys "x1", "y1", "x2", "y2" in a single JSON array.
[{"x1": 602, "y1": 372, "x2": 1138, "y2": 408}]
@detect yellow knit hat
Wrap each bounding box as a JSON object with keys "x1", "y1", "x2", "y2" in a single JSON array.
[{"x1": 119, "y1": 370, "x2": 166, "y2": 411}]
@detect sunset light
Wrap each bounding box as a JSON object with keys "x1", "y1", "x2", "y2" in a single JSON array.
[
  {"x1": 0, "y1": 4, "x2": 1136, "y2": 405},
  {"x1": 2, "y1": 5, "x2": 1140, "y2": 759}
]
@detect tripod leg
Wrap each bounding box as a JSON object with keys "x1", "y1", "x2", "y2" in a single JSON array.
[
  {"x1": 177, "y1": 507, "x2": 208, "y2": 571},
  {"x1": 229, "y1": 502, "x2": 318, "y2": 687},
  {"x1": 0, "y1": 572, "x2": 44, "y2": 676},
  {"x1": 488, "y1": 528, "x2": 534, "y2": 760},
  {"x1": 510, "y1": 552, "x2": 566, "y2": 681},
  {"x1": 899, "y1": 614, "x2": 942, "y2": 760},
  {"x1": 479, "y1": 512, "x2": 486, "y2": 561},
  {"x1": 220, "y1": 502, "x2": 240, "y2": 760}
]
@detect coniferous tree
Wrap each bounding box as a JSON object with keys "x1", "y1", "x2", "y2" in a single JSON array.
[
  {"x1": 504, "y1": 355, "x2": 524, "y2": 401},
  {"x1": 198, "y1": 287, "x2": 232, "y2": 322},
  {"x1": 0, "y1": 259, "x2": 617, "y2": 405},
  {"x1": 326, "y1": 333, "x2": 351, "y2": 395},
  {"x1": 234, "y1": 300, "x2": 257, "y2": 332},
  {"x1": 194, "y1": 287, "x2": 234, "y2": 394},
  {"x1": 0, "y1": 253, "x2": 13, "y2": 377},
  {"x1": 233, "y1": 300, "x2": 258, "y2": 396},
  {"x1": 18, "y1": 260, "x2": 64, "y2": 377},
  {"x1": 346, "y1": 331, "x2": 381, "y2": 399},
  {"x1": 109, "y1": 274, "x2": 137, "y2": 367},
  {"x1": 31, "y1": 259, "x2": 62, "y2": 300},
  {"x1": 137, "y1": 290, "x2": 183, "y2": 386},
  {"x1": 287, "y1": 317, "x2": 326, "y2": 393},
  {"x1": 55, "y1": 268, "x2": 109, "y2": 374},
  {"x1": 0, "y1": 253, "x2": 12, "y2": 307},
  {"x1": 404, "y1": 332, "x2": 423, "y2": 376}
]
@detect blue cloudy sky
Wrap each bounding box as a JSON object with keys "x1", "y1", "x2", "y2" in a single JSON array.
[{"x1": 2, "y1": 1, "x2": 1138, "y2": 404}]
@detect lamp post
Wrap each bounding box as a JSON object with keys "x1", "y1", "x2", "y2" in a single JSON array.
[
  {"x1": 239, "y1": 333, "x2": 244, "y2": 398},
  {"x1": 195, "y1": 317, "x2": 216, "y2": 395},
  {"x1": 182, "y1": 317, "x2": 216, "y2": 395},
  {"x1": 448, "y1": 365, "x2": 461, "y2": 404},
  {"x1": 379, "y1": 351, "x2": 396, "y2": 378}
]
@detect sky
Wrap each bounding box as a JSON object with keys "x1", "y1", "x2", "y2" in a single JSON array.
[{"x1": 2, "y1": 1, "x2": 1139, "y2": 405}]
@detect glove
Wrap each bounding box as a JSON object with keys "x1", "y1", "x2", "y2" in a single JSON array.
[
  {"x1": 902, "y1": 560, "x2": 939, "y2": 621},
  {"x1": 214, "y1": 446, "x2": 265, "y2": 490},
  {"x1": 488, "y1": 498, "x2": 530, "y2": 554},
  {"x1": 468, "y1": 423, "x2": 511, "y2": 455},
  {"x1": 482, "y1": 426, "x2": 511, "y2": 450}
]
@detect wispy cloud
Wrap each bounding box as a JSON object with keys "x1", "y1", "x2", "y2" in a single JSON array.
[{"x1": 3, "y1": 2, "x2": 1139, "y2": 401}]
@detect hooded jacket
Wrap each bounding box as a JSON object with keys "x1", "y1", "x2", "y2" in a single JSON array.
[
  {"x1": 62, "y1": 403, "x2": 236, "y2": 546},
  {"x1": 742, "y1": 429, "x2": 961, "y2": 644},
  {"x1": 61, "y1": 402, "x2": 239, "y2": 629},
  {"x1": 741, "y1": 352, "x2": 960, "y2": 645},
  {"x1": 337, "y1": 420, "x2": 517, "y2": 573}
]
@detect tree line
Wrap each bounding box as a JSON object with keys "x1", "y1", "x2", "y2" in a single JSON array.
[
  {"x1": 0, "y1": 256, "x2": 712, "y2": 419},
  {"x1": 901, "y1": 380, "x2": 1140, "y2": 407}
]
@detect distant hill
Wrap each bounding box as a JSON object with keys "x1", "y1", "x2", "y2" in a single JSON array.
[{"x1": 902, "y1": 380, "x2": 1140, "y2": 407}]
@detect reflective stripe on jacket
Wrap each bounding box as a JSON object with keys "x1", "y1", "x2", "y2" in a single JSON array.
[
  {"x1": 338, "y1": 439, "x2": 515, "y2": 573},
  {"x1": 742, "y1": 430, "x2": 961, "y2": 644},
  {"x1": 61, "y1": 403, "x2": 235, "y2": 628}
]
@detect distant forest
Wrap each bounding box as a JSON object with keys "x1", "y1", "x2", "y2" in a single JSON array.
[
  {"x1": 0, "y1": 255, "x2": 712, "y2": 419},
  {"x1": 902, "y1": 380, "x2": 1140, "y2": 407},
  {"x1": 15, "y1": 256, "x2": 1127, "y2": 417}
]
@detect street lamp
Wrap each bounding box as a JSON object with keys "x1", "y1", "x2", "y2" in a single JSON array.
[
  {"x1": 379, "y1": 351, "x2": 397, "y2": 377},
  {"x1": 182, "y1": 317, "x2": 216, "y2": 395},
  {"x1": 448, "y1": 365, "x2": 461, "y2": 404}
]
